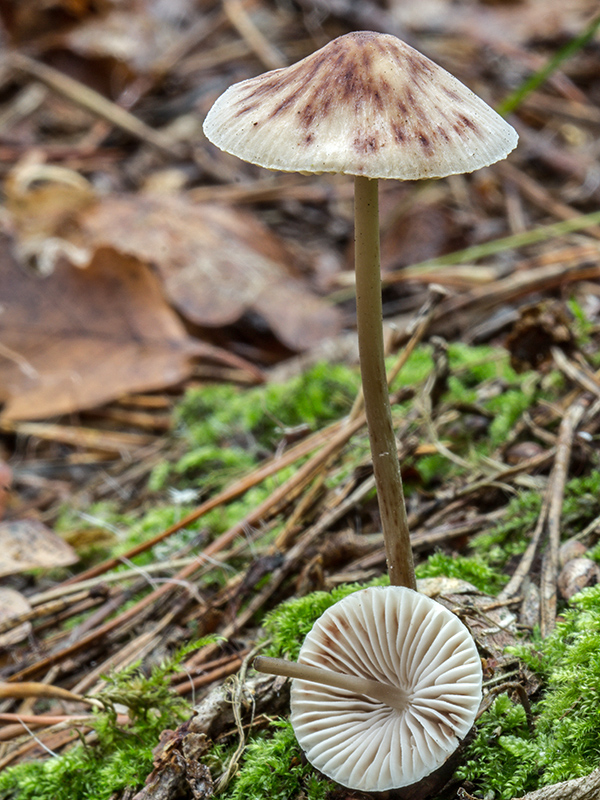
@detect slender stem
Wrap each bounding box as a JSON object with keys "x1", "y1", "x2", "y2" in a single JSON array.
[
  {"x1": 254, "y1": 656, "x2": 408, "y2": 711},
  {"x1": 354, "y1": 175, "x2": 415, "y2": 589}
]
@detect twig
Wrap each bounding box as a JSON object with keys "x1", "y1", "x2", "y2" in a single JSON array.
[
  {"x1": 540, "y1": 397, "x2": 588, "y2": 636},
  {"x1": 59, "y1": 419, "x2": 347, "y2": 586},
  {"x1": 223, "y1": 0, "x2": 286, "y2": 70},
  {"x1": 498, "y1": 483, "x2": 553, "y2": 603},
  {"x1": 0, "y1": 681, "x2": 102, "y2": 708},
  {"x1": 552, "y1": 348, "x2": 600, "y2": 400},
  {"x1": 6, "y1": 52, "x2": 183, "y2": 157},
  {"x1": 0, "y1": 421, "x2": 154, "y2": 454},
  {"x1": 511, "y1": 766, "x2": 600, "y2": 800},
  {"x1": 499, "y1": 162, "x2": 600, "y2": 239}
]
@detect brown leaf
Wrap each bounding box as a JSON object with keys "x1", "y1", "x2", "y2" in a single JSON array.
[
  {"x1": 0, "y1": 238, "x2": 198, "y2": 420},
  {"x1": 78, "y1": 195, "x2": 342, "y2": 351},
  {"x1": 65, "y1": 3, "x2": 196, "y2": 74},
  {"x1": 380, "y1": 200, "x2": 452, "y2": 273},
  {"x1": 0, "y1": 519, "x2": 78, "y2": 577}
]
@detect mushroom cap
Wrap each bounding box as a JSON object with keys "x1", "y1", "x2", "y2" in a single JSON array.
[
  {"x1": 290, "y1": 585, "x2": 482, "y2": 791},
  {"x1": 203, "y1": 31, "x2": 517, "y2": 180}
]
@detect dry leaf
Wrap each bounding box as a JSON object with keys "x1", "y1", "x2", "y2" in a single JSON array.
[
  {"x1": 77, "y1": 194, "x2": 342, "y2": 351},
  {"x1": 380, "y1": 200, "x2": 452, "y2": 273},
  {"x1": 4, "y1": 159, "x2": 95, "y2": 245},
  {"x1": 0, "y1": 519, "x2": 78, "y2": 577},
  {"x1": 65, "y1": 13, "x2": 175, "y2": 74},
  {"x1": 0, "y1": 237, "x2": 199, "y2": 421}
]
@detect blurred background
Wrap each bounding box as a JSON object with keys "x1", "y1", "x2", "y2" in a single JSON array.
[{"x1": 0, "y1": 0, "x2": 598, "y2": 424}]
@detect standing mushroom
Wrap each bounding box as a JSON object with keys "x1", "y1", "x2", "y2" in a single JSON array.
[
  {"x1": 203, "y1": 31, "x2": 517, "y2": 590},
  {"x1": 255, "y1": 586, "x2": 483, "y2": 791}
]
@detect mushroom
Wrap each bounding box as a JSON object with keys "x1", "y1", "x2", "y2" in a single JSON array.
[
  {"x1": 255, "y1": 585, "x2": 482, "y2": 791},
  {"x1": 203, "y1": 31, "x2": 518, "y2": 590}
]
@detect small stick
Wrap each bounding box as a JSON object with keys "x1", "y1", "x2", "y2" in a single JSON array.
[
  {"x1": 540, "y1": 397, "x2": 588, "y2": 636},
  {"x1": 59, "y1": 418, "x2": 347, "y2": 586},
  {"x1": 552, "y1": 347, "x2": 600, "y2": 400},
  {"x1": 498, "y1": 485, "x2": 553, "y2": 604},
  {"x1": 0, "y1": 681, "x2": 102, "y2": 708},
  {"x1": 499, "y1": 161, "x2": 600, "y2": 239},
  {"x1": 0, "y1": 421, "x2": 153, "y2": 453},
  {"x1": 7, "y1": 53, "x2": 183, "y2": 157},
  {"x1": 224, "y1": 0, "x2": 286, "y2": 70}
]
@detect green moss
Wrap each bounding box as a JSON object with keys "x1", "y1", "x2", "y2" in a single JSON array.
[
  {"x1": 459, "y1": 585, "x2": 600, "y2": 797},
  {"x1": 486, "y1": 390, "x2": 536, "y2": 447},
  {"x1": 416, "y1": 551, "x2": 507, "y2": 594},
  {"x1": 179, "y1": 362, "x2": 358, "y2": 449},
  {"x1": 535, "y1": 586, "x2": 600, "y2": 782},
  {"x1": 472, "y1": 490, "x2": 541, "y2": 569},
  {"x1": 562, "y1": 472, "x2": 600, "y2": 531},
  {"x1": 147, "y1": 362, "x2": 360, "y2": 494},
  {"x1": 415, "y1": 452, "x2": 450, "y2": 486},
  {"x1": 473, "y1": 471, "x2": 600, "y2": 573},
  {"x1": 457, "y1": 694, "x2": 541, "y2": 799},
  {"x1": 386, "y1": 346, "x2": 434, "y2": 387},
  {"x1": 448, "y1": 342, "x2": 517, "y2": 384},
  {"x1": 567, "y1": 297, "x2": 594, "y2": 343},
  {"x1": 0, "y1": 638, "x2": 217, "y2": 800},
  {"x1": 221, "y1": 720, "x2": 331, "y2": 800}
]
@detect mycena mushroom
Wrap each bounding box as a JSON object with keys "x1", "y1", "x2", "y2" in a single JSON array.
[
  {"x1": 203, "y1": 30, "x2": 517, "y2": 589},
  {"x1": 255, "y1": 586, "x2": 482, "y2": 792}
]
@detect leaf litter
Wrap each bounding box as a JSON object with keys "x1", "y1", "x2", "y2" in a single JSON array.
[{"x1": 1, "y1": 2, "x2": 600, "y2": 800}]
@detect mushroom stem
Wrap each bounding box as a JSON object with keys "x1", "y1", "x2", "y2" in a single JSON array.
[
  {"x1": 255, "y1": 655, "x2": 409, "y2": 711},
  {"x1": 354, "y1": 175, "x2": 416, "y2": 590}
]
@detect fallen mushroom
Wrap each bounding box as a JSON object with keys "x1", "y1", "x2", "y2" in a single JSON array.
[
  {"x1": 255, "y1": 586, "x2": 482, "y2": 791},
  {"x1": 203, "y1": 31, "x2": 517, "y2": 589}
]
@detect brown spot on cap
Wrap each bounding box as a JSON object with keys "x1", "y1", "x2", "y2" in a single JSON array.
[
  {"x1": 418, "y1": 133, "x2": 433, "y2": 154},
  {"x1": 203, "y1": 30, "x2": 518, "y2": 180},
  {"x1": 353, "y1": 134, "x2": 379, "y2": 154}
]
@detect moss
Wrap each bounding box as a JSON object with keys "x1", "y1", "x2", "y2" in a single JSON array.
[
  {"x1": 220, "y1": 720, "x2": 331, "y2": 800},
  {"x1": 457, "y1": 694, "x2": 541, "y2": 799},
  {"x1": 472, "y1": 490, "x2": 541, "y2": 569},
  {"x1": 416, "y1": 551, "x2": 507, "y2": 594},
  {"x1": 175, "y1": 361, "x2": 357, "y2": 470},
  {"x1": 561, "y1": 472, "x2": 600, "y2": 531},
  {"x1": 0, "y1": 638, "x2": 217, "y2": 800},
  {"x1": 459, "y1": 585, "x2": 600, "y2": 797},
  {"x1": 386, "y1": 346, "x2": 434, "y2": 387},
  {"x1": 447, "y1": 342, "x2": 518, "y2": 385},
  {"x1": 473, "y1": 471, "x2": 600, "y2": 572}
]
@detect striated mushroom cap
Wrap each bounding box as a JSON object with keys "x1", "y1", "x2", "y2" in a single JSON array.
[
  {"x1": 290, "y1": 585, "x2": 482, "y2": 791},
  {"x1": 203, "y1": 30, "x2": 517, "y2": 180}
]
